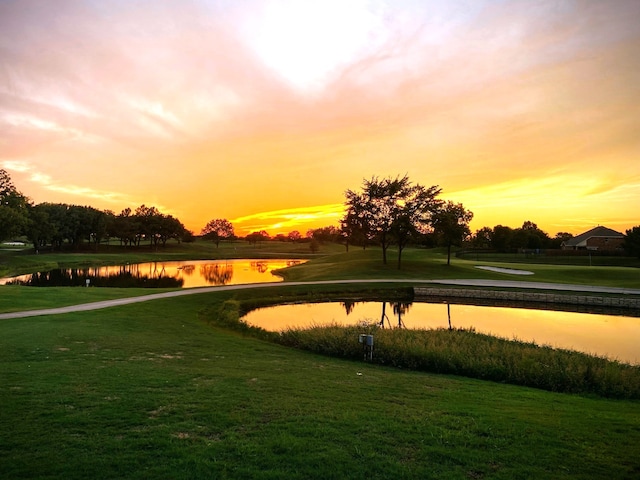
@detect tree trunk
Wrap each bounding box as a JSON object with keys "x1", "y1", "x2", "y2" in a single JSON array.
[{"x1": 447, "y1": 242, "x2": 452, "y2": 265}]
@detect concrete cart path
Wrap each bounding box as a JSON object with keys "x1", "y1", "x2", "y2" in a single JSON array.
[{"x1": 2, "y1": 279, "x2": 640, "y2": 320}]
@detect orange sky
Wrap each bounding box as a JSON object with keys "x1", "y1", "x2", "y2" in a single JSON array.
[{"x1": 1, "y1": 0, "x2": 639, "y2": 236}]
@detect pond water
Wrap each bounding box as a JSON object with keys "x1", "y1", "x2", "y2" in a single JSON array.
[
  {"x1": 0, "y1": 259, "x2": 305, "y2": 288},
  {"x1": 242, "y1": 301, "x2": 640, "y2": 365}
]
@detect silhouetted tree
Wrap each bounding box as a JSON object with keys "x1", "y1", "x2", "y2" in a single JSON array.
[
  {"x1": 512, "y1": 221, "x2": 550, "y2": 250},
  {"x1": 308, "y1": 226, "x2": 341, "y2": 244},
  {"x1": 341, "y1": 190, "x2": 371, "y2": 251},
  {"x1": 623, "y1": 226, "x2": 640, "y2": 258},
  {"x1": 246, "y1": 230, "x2": 269, "y2": 245},
  {"x1": 431, "y1": 201, "x2": 474, "y2": 265},
  {"x1": 390, "y1": 182, "x2": 442, "y2": 268},
  {"x1": 25, "y1": 203, "x2": 51, "y2": 251},
  {"x1": 0, "y1": 169, "x2": 29, "y2": 241},
  {"x1": 157, "y1": 215, "x2": 187, "y2": 247},
  {"x1": 551, "y1": 232, "x2": 573, "y2": 249},
  {"x1": 490, "y1": 225, "x2": 514, "y2": 252},
  {"x1": 342, "y1": 175, "x2": 441, "y2": 266},
  {"x1": 287, "y1": 230, "x2": 302, "y2": 242},
  {"x1": 201, "y1": 218, "x2": 234, "y2": 247},
  {"x1": 471, "y1": 226, "x2": 493, "y2": 249},
  {"x1": 111, "y1": 208, "x2": 138, "y2": 247}
]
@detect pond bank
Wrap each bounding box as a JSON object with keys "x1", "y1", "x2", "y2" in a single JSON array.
[{"x1": 415, "y1": 287, "x2": 640, "y2": 311}]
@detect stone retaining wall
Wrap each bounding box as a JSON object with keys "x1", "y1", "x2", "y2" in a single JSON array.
[{"x1": 414, "y1": 287, "x2": 640, "y2": 311}]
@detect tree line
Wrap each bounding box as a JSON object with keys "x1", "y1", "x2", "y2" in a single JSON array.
[
  {"x1": 2, "y1": 169, "x2": 639, "y2": 259},
  {"x1": 1, "y1": 169, "x2": 191, "y2": 251}
]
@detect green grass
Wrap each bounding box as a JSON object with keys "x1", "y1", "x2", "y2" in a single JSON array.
[
  {"x1": 458, "y1": 250, "x2": 640, "y2": 267},
  {"x1": 2, "y1": 244, "x2": 640, "y2": 477},
  {"x1": 278, "y1": 247, "x2": 640, "y2": 289},
  {"x1": 2, "y1": 292, "x2": 640, "y2": 479}
]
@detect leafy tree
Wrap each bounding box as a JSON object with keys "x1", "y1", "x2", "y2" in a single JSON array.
[
  {"x1": 90, "y1": 209, "x2": 114, "y2": 249},
  {"x1": 157, "y1": 215, "x2": 187, "y2": 247},
  {"x1": 25, "y1": 204, "x2": 51, "y2": 251},
  {"x1": 513, "y1": 221, "x2": 550, "y2": 250},
  {"x1": 390, "y1": 182, "x2": 442, "y2": 268},
  {"x1": 471, "y1": 227, "x2": 493, "y2": 249},
  {"x1": 308, "y1": 226, "x2": 341, "y2": 244},
  {"x1": 0, "y1": 204, "x2": 28, "y2": 242},
  {"x1": 341, "y1": 190, "x2": 371, "y2": 251},
  {"x1": 34, "y1": 203, "x2": 67, "y2": 249},
  {"x1": 342, "y1": 175, "x2": 441, "y2": 266},
  {"x1": 431, "y1": 201, "x2": 474, "y2": 265},
  {"x1": 245, "y1": 230, "x2": 269, "y2": 245},
  {"x1": 623, "y1": 226, "x2": 640, "y2": 258},
  {"x1": 490, "y1": 225, "x2": 514, "y2": 252},
  {"x1": 201, "y1": 218, "x2": 234, "y2": 247},
  {"x1": 287, "y1": 230, "x2": 302, "y2": 242},
  {"x1": 551, "y1": 232, "x2": 573, "y2": 249},
  {"x1": 181, "y1": 229, "x2": 196, "y2": 243},
  {"x1": 134, "y1": 204, "x2": 162, "y2": 247},
  {"x1": 111, "y1": 208, "x2": 138, "y2": 247},
  {"x1": 0, "y1": 169, "x2": 29, "y2": 241}
]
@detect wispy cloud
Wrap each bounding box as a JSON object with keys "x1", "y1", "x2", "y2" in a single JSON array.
[
  {"x1": 1, "y1": 159, "x2": 156, "y2": 209},
  {"x1": 231, "y1": 204, "x2": 345, "y2": 234}
]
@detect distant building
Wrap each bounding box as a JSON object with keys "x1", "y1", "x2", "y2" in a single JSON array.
[{"x1": 561, "y1": 226, "x2": 624, "y2": 251}]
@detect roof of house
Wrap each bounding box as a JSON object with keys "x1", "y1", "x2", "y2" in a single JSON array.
[{"x1": 563, "y1": 226, "x2": 624, "y2": 247}]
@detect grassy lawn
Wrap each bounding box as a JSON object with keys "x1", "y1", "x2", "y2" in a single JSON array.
[
  {"x1": 2, "y1": 292, "x2": 639, "y2": 479},
  {"x1": 2, "y1": 244, "x2": 640, "y2": 478},
  {"x1": 278, "y1": 247, "x2": 640, "y2": 289}
]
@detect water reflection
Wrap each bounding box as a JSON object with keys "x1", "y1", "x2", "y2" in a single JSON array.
[
  {"x1": 340, "y1": 301, "x2": 413, "y2": 328},
  {"x1": 1, "y1": 259, "x2": 305, "y2": 288},
  {"x1": 199, "y1": 263, "x2": 233, "y2": 285},
  {"x1": 242, "y1": 300, "x2": 640, "y2": 365},
  {"x1": 10, "y1": 268, "x2": 183, "y2": 288}
]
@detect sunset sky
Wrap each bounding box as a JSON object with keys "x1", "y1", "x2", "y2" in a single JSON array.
[{"x1": 1, "y1": 0, "x2": 639, "y2": 236}]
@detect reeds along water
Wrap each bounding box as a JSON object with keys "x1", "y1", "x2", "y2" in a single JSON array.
[{"x1": 275, "y1": 323, "x2": 640, "y2": 399}]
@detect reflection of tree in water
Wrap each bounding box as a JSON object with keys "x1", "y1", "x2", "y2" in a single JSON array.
[
  {"x1": 250, "y1": 261, "x2": 268, "y2": 273},
  {"x1": 378, "y1": 302, "x2": 413, "y2": 328},
  {"x1": 392, "y1": 302, "x2": 412, "y2": 328},
  {"x1": 178, "y1": 265, "x2": 195, "y2": 276},
  {"x1": 200, "y1": 263, "x2": 233, "y2": 285},
  {"x1": 11, "y1": 268, "x2": 183, "y2": 288},
  {"x1": 342, "y1": 301, "x2": 357, "y2": 315}
]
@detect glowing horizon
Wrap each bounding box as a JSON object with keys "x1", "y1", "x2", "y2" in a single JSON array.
[{"x1": 2, "y1": 1, "x2": 639, "y2": 237}]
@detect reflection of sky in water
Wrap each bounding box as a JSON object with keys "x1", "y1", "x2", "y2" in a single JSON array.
[
  {"x1": 243, "y1": 302, "x2": 640, "y2": 365},
  {"x1": 0, "y1": 259, "x2": 305, "y2": 288}
]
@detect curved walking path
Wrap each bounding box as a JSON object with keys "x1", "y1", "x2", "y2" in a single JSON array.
[{"x1": 2, "y1": 279, "x2": 640, "y2": 320}]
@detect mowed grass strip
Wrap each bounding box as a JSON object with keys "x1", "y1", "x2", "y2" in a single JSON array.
[{"x1": 1, "y1": 292, "x2": 640, "y2": 479}]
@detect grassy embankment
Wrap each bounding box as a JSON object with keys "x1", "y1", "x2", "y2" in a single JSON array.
[
  {"x1": 2, "y1": 290, "x2": 640, "y2": 479},
  {"x1": 2, "y1": 241, "x2": 640, "y2": 477}
]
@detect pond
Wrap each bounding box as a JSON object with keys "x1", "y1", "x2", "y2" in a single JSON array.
[
  {"x1": 242, "y1": 301, "x2": 640, "y2": 365},
  {"x1": 0, "y1": 259, "x2": 305, "y2": 288}
]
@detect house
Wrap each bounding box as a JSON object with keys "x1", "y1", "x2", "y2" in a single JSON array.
[{"x1": 562, "y1": 226, "x2": 624, "y2": 251}]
